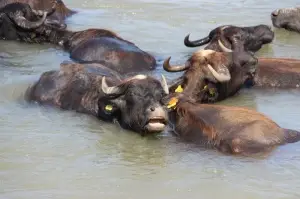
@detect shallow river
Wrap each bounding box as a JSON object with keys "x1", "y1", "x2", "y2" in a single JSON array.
[{"x1": 1, "y1": 0, "x2": 300, "y2": 198}]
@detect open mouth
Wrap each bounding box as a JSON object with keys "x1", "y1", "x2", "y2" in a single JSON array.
[{"x1": 145, "y1": 117, "x2": 167, "y2": 133}]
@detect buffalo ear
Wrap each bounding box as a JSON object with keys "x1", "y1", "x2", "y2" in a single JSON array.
[{"x1": 97, "y1": 99, "x2": 121, "y2": 121}]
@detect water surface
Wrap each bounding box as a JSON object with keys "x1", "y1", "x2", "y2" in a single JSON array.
[{"x1": 1, "y1": 0, "x2": 300, "y2": 198}]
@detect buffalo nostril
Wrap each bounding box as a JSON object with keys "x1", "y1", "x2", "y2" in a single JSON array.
[{"x1": 150, "y1": 107, "x2": 155, "y2": 111}]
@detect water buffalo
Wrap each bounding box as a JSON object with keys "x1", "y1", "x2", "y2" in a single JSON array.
[
  {"x1": 271, "y1": 7, "x2": 300, "y2": 33},
  {"x1": 25, "y1": 62, "x2": 169, "y2": 135},
  {"x1": 163, "y1": 49, "x2": 258, "y2": 103},
  {"x1": 165, "y1": 95, "x2": 300, "y2": 156},
  {"x1": 184, "y1": 25, "x2": 274, "y2": 53},
  {"x1": 249, "y1": 57, "x2": 300, "y2": 88},
  {"x1": 0, "y1": 0, "x2": 76, "y2": 23},
  {"x1": 37, "y1": 26, "x2": 157, "y2": 73},
  {"x1": 0, "y1": 2, "x2": 65, "y2": 42},
  {"x1": 0, "y1": 2, "x2": 156, "y2": 73}
]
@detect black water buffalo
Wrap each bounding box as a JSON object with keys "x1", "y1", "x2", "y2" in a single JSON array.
[
  {"x1": 184, "y1": 25, "x2": 274, "y2": 53},
  {"x1": 164, "y1": 95, "x2": 300, "y2": 156},
  {"x1": 0, "y1": 0, "x2": 76, "y2": 23},
  {"x1": 0, "y1": 2, "x2": 66, "y2": 42},
  {"x1": 271, "y1": 7, "x2": 300, "y2": 33},
  {"x1": 248, "y1": 57, "x2": 300, "y2": 88},
  {"x1": 25, "y1": 62, "x2": 169, "y2": 135},
  {"x1": 37, "y1": 27, "x2": 157, "y2": 73},
  {"x1": 163, "y1": 49, "x2": 258, "y2": 103},
  {"x1": 0, "y1": 3, "x2": 156, "y2": 73}
]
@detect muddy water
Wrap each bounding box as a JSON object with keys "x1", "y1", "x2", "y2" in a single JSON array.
[{"x1": 1, "y1": 0, "x2": 300, "y2": 198}]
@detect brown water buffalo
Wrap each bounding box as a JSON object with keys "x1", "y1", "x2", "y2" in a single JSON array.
[
  {"x1": 0, "y1": 2, "x2": 65, "y2": 42},
  {"x1": 249, "y1": 57, "x2": 300, "y2": 88},
  {"x1": 25, "y1": 62, "x2": 169, "y2": 135},
  {"x1": 0, "y1": 0, "x2": 76, "y2": 23},
  {"x1": 164, "y1": 95, "x2": 300, "y2": 156},
  {"x1": 163, "y1": 49, "x2": 258, "y2": 103},
  {"x1": 271, "y1": 7, "x2": 300, "y2": 33},
  {"x1": 184, "y1": 25, "x2": 274, "y2": 53}
]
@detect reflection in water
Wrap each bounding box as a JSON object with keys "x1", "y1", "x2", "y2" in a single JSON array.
[{"x1": 1, "y1": 0, "x2": 300, "y2": 198}]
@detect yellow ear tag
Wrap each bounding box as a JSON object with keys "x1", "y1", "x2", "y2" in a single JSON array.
[
  {"x1": 105, "y1": 105, "x2": 113, "y2": 111},
  {"x1": 175, "y1": 85, "x2": 183, "y2": 93},
  {"x1": 209, "y1": 88, "x2": 215, "y2": 96},
  {"x1": 167, "y1": 97, "x2": 179, "y2": 109}
]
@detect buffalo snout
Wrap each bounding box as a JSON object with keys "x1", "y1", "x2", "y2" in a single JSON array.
[{"x1": 144, "y1": 104, "x2": 168, "y2": 133}]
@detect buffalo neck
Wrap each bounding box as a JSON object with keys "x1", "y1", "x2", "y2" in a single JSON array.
[
  {"x1": 46, "y1": 28, "x2": 75, "y2": 50},
  {"x1": 178, "y1": 71, "x2": 208, "y2": 103}
]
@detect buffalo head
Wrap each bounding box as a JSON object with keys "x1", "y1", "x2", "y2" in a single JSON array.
[
  {"x1": 99, "y1": 74, "x2": 169, "y2": 135},
  {"x1": 0, "y1": 2, "x2": 66, "y2": 41},
  {"x1": 271, "y1": 7, "x2": 300, "y2": 33},
  {"x1": 163, "y1": 48, "x2": 257, "y2": 103},
  {"x1": 184, "y1": 25, "x2": 274, "y2": 53}
]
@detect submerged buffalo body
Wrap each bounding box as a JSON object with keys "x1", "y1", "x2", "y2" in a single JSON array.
[
  {"x1": 184, "y1": 25, "x2": 274, "y2": 53},
  {"x1": 0, "y1": 0, "x2": 76, "y2": 22},
  {"x1": 163, "y1": 49, "x2": 258, "y2": 103},
  {"x1": 26, "y1": 62, "x2": 169, "y2": 135},
  {"x1": 39, "y1": 28, "x2": 157, "y2": 73},
  {"x1": 249, "y1": 57, "x2": 300, "y2": 88},
  {"x1": 271, "y1": 7, "x2": 300, "y2": 33},
  {"x1": 165, "y1": 96, "x2": 300, "y2": 156},
  {"x1": 0, "y1": 3, "x2": 156, "y2": 73},
  {"x1": 0, "y1": 2, "x2": 65, "y2": 42}
]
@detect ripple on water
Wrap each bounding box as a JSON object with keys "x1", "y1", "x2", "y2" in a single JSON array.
[{"x1": 1, "y1": 0, "x2": 300, "y2": 198}]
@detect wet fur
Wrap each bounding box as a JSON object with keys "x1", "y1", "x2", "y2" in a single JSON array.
[
  {"x1": 168, "y1": 98, "x2": 300, "y2": 156},
  {"x1": 26, "y1": 63, "x2": 168, "y2": 134},
  {"x1": 0, "y1": 0, "x2": 76, "y2": 21},
  {"x1": 40, "y1": 27, "x2": 157, "y2": 74},
  {"x1": 271, "y1": 7, "x2": 300, "y2": 33},
  {"x1": 185, "y1": 25, "x2": 274, "y2": 53},
  {"x1": 169, "y1": 50, "x2": 257, "y2": 103},
  {"x1": 252, "y1": 58, "x2": 300, "y2": 88}
]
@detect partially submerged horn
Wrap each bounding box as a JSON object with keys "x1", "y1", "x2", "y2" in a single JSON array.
[
  {"x1": 218, "y1": 39, "x2": 233, "y2": 52},
  {"x1": 207, "y1": 64, "x2": 231, "y2": 82},
  {"x1": 101, "y1": 76, "x2": 125, "y2": 96},
  {"x1": 184, "y1": 33, "x2": 211, "y2": 47},
  {"x1": 161, "y1": 75, "x2": 169, "y2": 94},
  {"x1": 163, "y1": 57, "x2": 190, "y2": 72},
  {"x1": 13, "y1": 12, "x2": 47, "y2": 29}
]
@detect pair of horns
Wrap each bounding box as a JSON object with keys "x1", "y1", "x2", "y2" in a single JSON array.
[
  {"x1": 101, "y1": 74, "x2": 169, "y2": 96},
  {"x1": 163, "y1": 50, "x2": 231, "y2": 82}
]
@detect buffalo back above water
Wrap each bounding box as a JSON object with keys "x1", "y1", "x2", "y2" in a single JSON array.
[
  {"x1": 69, "y1": 37, "x2": 156, "y2": 74},
  {"x1": 252, "y1": 58, "x2": 300, "y2": 88}
]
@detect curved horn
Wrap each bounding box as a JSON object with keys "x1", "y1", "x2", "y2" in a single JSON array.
[
  {"x1": 163, "y1": 57, "x2": 190, "y2": 72},
  {"x1": 101, "y1": 77, "x2": 125, "y2": 96},
  {"x1": 218, "y1": 39, "x2": 233, "y2": 52},
  {"x1": 161, "y1": 75, "x2": 169, "y2": 94},
  {"x1": 12, "y1": 12, "x2": 47, "y2": 29},
  {"x1": 184, "y1": 34, "x2": 211, "y2": 47},
  {"x1": 124, "y1": 74, "x2": 147, "y2": 82},
  {"x1": 207, "y1": 64, "x2": 231, "y2": 82}
]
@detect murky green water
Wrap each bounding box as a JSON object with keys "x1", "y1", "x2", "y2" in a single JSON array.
[{"x1": 1, "y1": 0, "x2": 300, "y2": 198}]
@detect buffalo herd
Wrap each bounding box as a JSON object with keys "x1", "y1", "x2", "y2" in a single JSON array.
[{"x1": 1, "y1": 0, "x2": 300, "y2": 156}]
